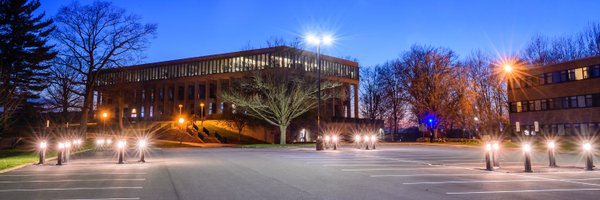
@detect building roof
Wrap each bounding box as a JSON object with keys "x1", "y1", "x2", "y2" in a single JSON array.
[{"x1": 100, "y1": 46, "x2": 358, "y2": 73}]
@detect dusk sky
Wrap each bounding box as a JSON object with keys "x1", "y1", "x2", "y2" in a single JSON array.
[{"x1": 39, "y1": 0, "x2": 600, "y2": 67}]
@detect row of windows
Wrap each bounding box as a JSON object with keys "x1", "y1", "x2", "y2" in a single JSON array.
[
  {"x1": 518, "y1": 122, "x2": 600, "y2": 136},
  {"x1": 509, "y1": 93, "x2": 600, "y2": 113},
  {"x1": 97, "y1": 52, "x2": 358, "y2": 86},
  {"x1": 510, "y1": 64, "x2": 600, "y2": 89}
]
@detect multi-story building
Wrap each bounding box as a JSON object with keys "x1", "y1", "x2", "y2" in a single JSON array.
[
  {"x1": 93, "y1": 46, "x2": 360, "y2": 140},
  {"x1": 508, "y1": 56, "x2": 600, "y2": 137}
]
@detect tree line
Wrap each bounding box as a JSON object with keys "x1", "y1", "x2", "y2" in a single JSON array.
[{"x1": 361, "y1": 22, "x2": 600, "y2": 141}]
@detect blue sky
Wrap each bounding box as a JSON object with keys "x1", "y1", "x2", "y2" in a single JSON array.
[{"x1": 39, "y1": 0, "x2": 600, "y2": 67}]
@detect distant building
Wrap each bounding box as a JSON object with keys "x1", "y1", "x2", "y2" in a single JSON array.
[
  {"x1": 93, "y1": 46, "x2": 362, "y2": 142},
  {"x1": 508, "y1": 56, "x2": 600, "y2": 137}
]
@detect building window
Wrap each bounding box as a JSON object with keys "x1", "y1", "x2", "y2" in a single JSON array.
[
  {"x1": 178, "y1": 86, "x2": 184, "y2": 101},
  {"x1": 188, "y1": 86, "x2": 195, "y2": 100},
  {"x1": 541, "y1": 99, "x2": 547, "y2": 110},
  {"x1": 570, "y1": 96, "x2": 578, "y2": 108},
  {"x1": 168, "y1": 87, "x2": 174, "y2": 101},
  {"x1": 578, "y1": 96, "x2": 586, "y2": 108},
  {"x1": 516, "y1": 102, "x2": 522, "y2": 112},
  {"x1": 562, "y1": 97, "x2": 570, "y2": 109}
]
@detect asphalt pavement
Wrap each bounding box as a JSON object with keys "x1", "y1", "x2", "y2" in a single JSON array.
[{"x1": 2, "y1": 143, "x2": 600, "y2": 200}]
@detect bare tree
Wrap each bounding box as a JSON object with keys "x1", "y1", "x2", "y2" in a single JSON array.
[
  {"x1": 359, "y1": 66, "x2": 385, "y2": 120},
  {"x1": 221, "y1": 110, "x2": 251, "y2": 143},
  {"x1": 44, "y1": 63, "x2": 83, "y2": 120},
  {"x1": 397, "y1": 45, "x2": 461, "y2": 142},
  {"x1": 52, "y1": 1, "x2": 157, "y2": 134},
  {"x1": 222, "y1": 70, "x2": 340, "y2": 144},
  {"x1": 523, "y1": 22, "x2": 600, "y2": 65},
  {"x1": 378, "y1": 62, "x2": 405, "y2": 141}
]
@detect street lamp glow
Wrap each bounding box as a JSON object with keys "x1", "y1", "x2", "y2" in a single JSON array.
[
  {"x1": 485, "y1": 143, "x2": 492, "y2": 151},
  {"x1": 363, "y1": 135, "x2": 370, "y2": 142},
  {"x1": 106, "y1": 139, "x2": 112, "y2": 145},
  {"x1": 523, "y1": 144, "x2": 531, "y2": 152},
  {"x1": 305, "y1": 34, "x2": 334, "y2": 46},
  {"x1": 96, "y1": 138, "x2": 105, "y2": 145},
  {"x1": 322, "y1": 35, "x2": 333, "y2": 45},
  {"x1": 503, "y1": 64, "x2": 513, "y2": 73},
  {"x1": 102, "y1": 112, "x2": 108, "y2": 118},
  {"x1": 548, "y1": 141, "x2": 556, "y2": 149},
  {"x1": 138, "y1": 140, "x2": 147, "y2": 148},
  {"x1": 493, "y1": 142, "x2": 500, "y2": 150},
  {"x1": 58, "y1": 142, "x2": 65, "y2": 149},
  {"x1": 332, "y1": 135, "x2": 338, "y2": 142},
  {"x1": 178, "y1": 117, "x2": 185, "y2": 124},
  {"x1": 324, "y1": 135, "x2": 331, "y2": 142},
  {"x1": 306, "y1": 34, "x2": 320, "y2": 45},
  {"x1": 370, "y1": 135, "x2": 377, "y2": 142},
  {"x1": 474, "y1": 117, "x2": 479, "y2": 121},
  {"x1": 583, "y1": 143, "x2": 592, "y2": 151},
  {"x1": 39, "y1": 141, "x2": 47, "y2": 149},
  {"x1": 117, "y1": 140, "x2": 126, "y2": 149},
  {"x1": 354, "y1": 135, "x2": 361, "y2": 142},
  {"x1": 65, "y1": 141, "x2": 71, "y2": 148}
]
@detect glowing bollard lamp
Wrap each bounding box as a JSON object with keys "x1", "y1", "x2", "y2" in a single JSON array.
[
  {"x1": 354, "y1": 135, "x2": 361, "y2": 149},
  {"x1": 492, "y1": 142, "x2": 500, "y2": 167},
  {"x1": 324, "y1": 135, "x2": 331, "y2": 149},
  {"x1": 332, "y1": 135, "x2": 338, "y2": 150},
  {"x1": 583, "y1": 143, "x2": 594, "y2": 171},
  {"x1": 117, "y1": 140, "x2": 126, "y2": 164},
  {"x1": 484, "y1": 143, "x2": 493, "y2": 171},
  {"x1": 38, "y1": 141, "x2": 47, "y2": 165},
  {"x1": 371, "y1": 135, "x2": 377, "y2": 150},
  {"x1": 548, "y1": 141, "x2": 557, "y2": 167},
  {"x1": 57, "y1": 142, "x2": 65, "y2": 165},
  {"x1": 64, "y1": 141, "x2": 71, "y2": 163},
  {"x1": 523, "y1": 143, "x2": 533, "y2": 173},
  {"x1": 364, "y1": 135, "x2": 371, "y2": 150},
  {"x1": 138, "y1": 139, "x2": 147, "y2": 163}
]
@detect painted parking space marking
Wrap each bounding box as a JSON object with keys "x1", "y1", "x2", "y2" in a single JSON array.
[
  {"x1": 0, "y1": 186, "x2": 143, "y2": 192},
  {"x1": 403, "y1": 178, "x2": 600, "y2": 185},
  {"x1": 0, "y1": 178, "x2": 146, "y2": 184},
  {"x1": 446, "y1": 188, "x2": 600, "y2": 195},
  {"x1": 0, "y1": 172, "x2": 146, "y2": 177},
  {"x1": 342, "y1": 167, "x2": 466, "y2": 172},
  {"x1": 54, "y1": 198, "x2": 140, "y2": 200},
  {"x1": 370, "y1": 173, "x2": 496, "y2": 178}
]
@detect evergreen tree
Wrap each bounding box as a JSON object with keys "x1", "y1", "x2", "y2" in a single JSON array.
[{"x1": 0, "y1": 0, "x2": 56, "y2": 133}]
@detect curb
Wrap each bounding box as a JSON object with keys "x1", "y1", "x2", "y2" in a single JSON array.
[{"x1": 0, "y1": 148, "x2": 92, "y2": 174}]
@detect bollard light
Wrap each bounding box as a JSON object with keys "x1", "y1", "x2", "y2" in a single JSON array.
[
  {"x1": 138, "y1": 139, "x2": 147, "y2": 163},
  {"x1": 492, "y1": 142, "x2": 500, "y2": 167},
  {"x1": 354, "y1": 135, "x2": 361, "y2": 149},
  {"x1": 332, "y1": 135, "x2": 338, "y2": 150},
  {"x1": 57, "y1": 142, "x2": 65, "y2": 165},
  {"x1": 64, "y1": 141, "x2": 71, "y2": 163},
  {"x1": 364, "y1": 135, "x2": 370, "y2": 150},
  {"x1": 548, "y1": 141, "x2": 557, "y2": 167},
  {"x1": 484, "y1": 143, "x2": 493, "y2": 171},
  {"x1": 96, "y1": 138, "x2": 105, "y2": 147},
  {"x1": 523, "y1": 143, "x2": 533, "y2": 172},
  {"x1": 107, "y1": 139, "x2": 113, "y2": 145},
  {"x1": 38, "y1": 141, "x2": 47, "y2": 165},
  {"x1": 370, "y1": 135, "x2": 377, "y2": 149},
  {"x1": 583, "y1": 142, "x2": 594, "y2": 171},
  {"x1": 117, "y1": 140, "x2": 126, "y2": 164}
]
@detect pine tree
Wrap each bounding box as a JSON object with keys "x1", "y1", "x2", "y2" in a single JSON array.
[{"x1": 0, "y1": 0, "x2": 56, "y2": 133}]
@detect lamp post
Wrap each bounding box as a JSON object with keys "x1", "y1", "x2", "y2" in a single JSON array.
[
  {"x1": 102, "y1": 112, "x2": 108, "y2": 134},
  {"x1": 306, "y1": 34, "x2": 333, "y2": 151},
  {"x1": 138, "y1": 139, "x2": 147, "y2": 163},
  {"x1": 583, "y1": 142, "x2": 594, "y2": 171},
  {"x1": 324, "y1": 135, "x2": 331, "y2": 149},
  {"x1": 485, "y1": 143, "x2": 493, "y2": 171},
  {"x1": 38, "y1": 141, "x2": 47, "y2": 165},
  {"x1": 523, "y1": 143, "x2": 533, "y2": 172},
  {"x1": 200, "y1": 103, "x2": 205, "y2": 125},
  {"x1": 332, "y1": 135, "x2": 338, "y2": 150},
  {"x1": 548, "y1": 141, "x2": 557, "y2": 167},
  {"x1": 364, "y1": 135, "x2": 370, "y2": 150},
  {"x1": 57, "y1": 142, "x2": 64, "y2": 165},
  {"x1": 64, "y1": 141, "x2": 71, "y2": 163},
  {"x1": 117, "y1": 140, "x2": 126, "y2": 164},
  {"x1": 492, "y1": 142, "x2": 500, "y2": 167},
  {"x1": 371, "y1": 135, "x2": 377, "y2": 149},
  {"x1": 178, "y1": 104, "x2": 183, "y2": 115},
  {"x1": 354, "y1": 135, "x2": 361, "y2": 149}
]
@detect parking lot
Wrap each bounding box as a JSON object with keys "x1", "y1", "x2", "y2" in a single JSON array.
[{"x1": 1, "y1": 144, "x2": 600, "y2": 199}]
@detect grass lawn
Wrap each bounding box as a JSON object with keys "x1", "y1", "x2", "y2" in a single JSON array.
[
  {"x1": 152, "y1": 140, "x2": 202, "y2": 148},
  {"x1": 200, "y1": 120, "x2": 266, "y2": 144},
  {"x1": 0, "y1": 149, "x2": 57, "y2": 171},
  {"x1": 237, "y1": 143, "x2": 315, "y2": 148}
]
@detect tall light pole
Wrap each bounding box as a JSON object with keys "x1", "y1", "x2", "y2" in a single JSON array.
[
  {"x1": 200, "y1": 103, "x2": 205, "y2": 126},
  {"x1": 102, "y1": 112, "x2": 108, "y2": 134},
  {"x1": 306, "y1": 34, "x2": 332, "y2": 151},
  {"x1": 178, "y1": 104, "x2": 183, "y2": 115}
]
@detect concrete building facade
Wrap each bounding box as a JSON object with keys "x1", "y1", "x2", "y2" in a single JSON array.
[{"x1": 508, "y1": 56, "x2": 600, "y2": 137}]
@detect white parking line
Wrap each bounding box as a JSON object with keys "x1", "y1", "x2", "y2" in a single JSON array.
[
  {"x1": 54, "y1": 198, "x2": 139, "y2": 200},
  {"x1": 323, "y1": 164, "x2": 429, "y2": 167},
  {"x1": 404, "y1": 178, "x2": 600, "y2": 185},
  {"x1": 371, "y1": 173, "x2": 495, "y2": 177},
  {"x1": 342, "y1": 167, "x2": 465, "y2": 172},
  {"x1": 447, "y1": 188, "x2": 600, "y2": 195},
  {"x1": 1, "y1": 173, "x2": 146, "y2": 177},
  {"x1": 0, "y1": 179, "x2": 146, "y2": 184},
  {"x1": 0, "y1": 186, "x2": 143, "y2": 192}
]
